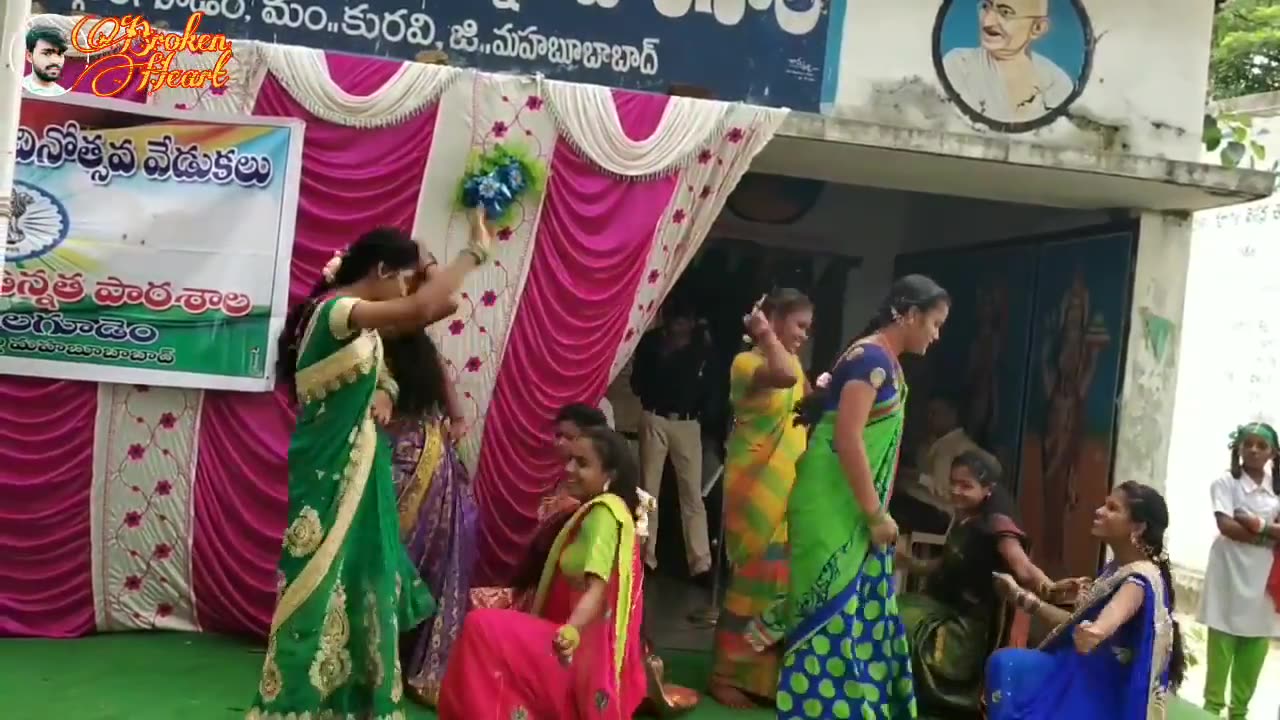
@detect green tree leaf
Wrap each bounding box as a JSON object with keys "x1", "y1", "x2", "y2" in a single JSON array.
[
  {"x1": 1222, "y1": 140, "x2": 1249, "y2": 167},
  {"x1": 1210, "y1": 0, "x2": 1280, "y2": 99}
]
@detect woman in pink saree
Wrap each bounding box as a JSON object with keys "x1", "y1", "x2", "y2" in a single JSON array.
[{"x1": 438, "y1": 426, "x2": 648, "y2": 719}]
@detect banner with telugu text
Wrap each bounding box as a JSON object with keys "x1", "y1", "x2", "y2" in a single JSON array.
[{"x1": 1, "y1": 94, "x2": 303, "y2": 391}]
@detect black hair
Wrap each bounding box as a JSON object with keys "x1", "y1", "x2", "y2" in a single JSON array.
[
  {"x1": 952, "y1": 449, "x2": 999, "y2": 487},
  {"x1": 510, "y1": 426, "x2": 642, "y2": 593},
  {"x1": 554, "y1": 403, "x2": 608, "y2": 430},
  {"x1": 381, "y1": 331, "x2": 447, "y2": 417},
  {"x1": 794, "y1": 274, "x2": 950, "y2": 427},
  {"x1": 276, "y1": 227, "x2": 419, "y2": 393},
  {"x1": 26, "y1": 28, "x2": 67, "y2": 54},
  {"x1": 760, "y1": 287, "x2": 813, "y2": 320},
  {"x1": 1229, "y1": 423, "x2": 1279, "y2": 492},
  {"x1": 580, "y1": 426, "x2": 642, "y2": 516},
  {"x1": 952, "y1": 450, "x2": 1020, "y2": 523},
  {"x1": 1116, "y1": 481, "x2": 1186, "y2": 692}
]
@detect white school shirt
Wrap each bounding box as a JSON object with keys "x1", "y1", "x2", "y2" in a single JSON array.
[{"x1": 1198, "y1": 471, "x2": 1280, "y2": 638}]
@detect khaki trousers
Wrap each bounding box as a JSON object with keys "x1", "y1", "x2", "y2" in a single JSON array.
[{"x1": 639, "y1": 411, "x2": 711, "y2": 574}]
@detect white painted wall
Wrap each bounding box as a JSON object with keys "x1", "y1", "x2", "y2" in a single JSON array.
[
  {"x1": 827, "y1": 0, "x2": 1213, "y2": 161},
  {"x1": 1165, "y1": 115, "x2": 1280, "y2": 577},
  {"x1": 708, "y1": 181, "x2": 1111, "y2": 342}
]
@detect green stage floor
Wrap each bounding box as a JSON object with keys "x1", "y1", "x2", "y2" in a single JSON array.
[{"x1": 0, "y1": 633, "x2": 1215, "y2": 719}]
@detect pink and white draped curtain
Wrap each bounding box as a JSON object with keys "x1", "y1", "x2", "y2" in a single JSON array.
[{"x1": 0, "y1": 23, "x2": 787, "y2": 639}]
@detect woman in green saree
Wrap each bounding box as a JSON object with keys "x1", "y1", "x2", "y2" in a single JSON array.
[
  {"x1": 897, "y1": 450, "x2": 1061, "y2": 718},
  {"x1": 247, "y1": 214, "x2": 491, "y2": 720},
  {"x1": 777, "y1": 275, "x2": 949, "y2": 720}
]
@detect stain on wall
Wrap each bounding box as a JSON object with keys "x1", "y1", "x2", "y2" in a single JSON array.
[{"x1": 1113, "y1": 214, "x2": 1192, "y2": 495}]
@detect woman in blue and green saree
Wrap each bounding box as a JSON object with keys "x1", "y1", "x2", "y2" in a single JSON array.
[
  {"x1": 776, "y1": 274, "x2": 950, "y2": 720},
  {"x1": 246, "y1": 214, "x2": 492, "y2": 720},
  {"x1": 984, "y1": 481, "x2": 1187, "y2": 720},
  {"x1": 897, "y1": 450, "x2": 1059, "y2": 718}
]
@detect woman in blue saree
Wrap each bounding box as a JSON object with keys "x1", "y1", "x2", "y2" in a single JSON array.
[
  {"x1": 774, "y1": 275, "x2": 951, "y2": 720},
  {"x1": 984, "y1": 481, "x2": 1187, "y2": 720}
]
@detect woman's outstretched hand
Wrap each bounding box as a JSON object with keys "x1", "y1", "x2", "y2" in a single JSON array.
[
  {"x1": 870, "y1": 514, "x2": 899, "y2": 547},
  {"x1": 552, "y1": 624, "x2": 580, "y2": 663},
  {"x1": 447, "y1": 416, "x2": 467, "y2": 444},
  {"x1": 992, "y1": 572, "x2": 1020, "y2": 601},
  {"x1": 1046, "y1": 577, "x2": 1090, "y2": 604},
  {"x1": 371, "y1": 390, "x2": 393, "y2": 426},
  {"x1": 467, "y1": 207, "x2": 494, "y2": 262},
  {"x1": 743, "y1": 294, "x2": 771, "y2": 341},
  {"x1": 1072, "y1": 620, "x2": 1105, "y2": 655}
]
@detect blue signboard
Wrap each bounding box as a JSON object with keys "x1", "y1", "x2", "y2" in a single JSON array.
[{"x1": 44, "y1": 0, "x2": 833, "y2": 110}]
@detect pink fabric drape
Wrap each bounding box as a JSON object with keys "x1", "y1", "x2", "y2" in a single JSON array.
[
  {"x1": 472, "y1": 91, "x2": 678, "y2": 583},
  {"x1": 0, "y1": 64, "x2": 150, "y2": 638},
  {"x1": 0, "y1": 378, "x2": 98, "y2": 637},
  {"x1": 190, "y1": 53, "x2": 439, "y2": 638}
]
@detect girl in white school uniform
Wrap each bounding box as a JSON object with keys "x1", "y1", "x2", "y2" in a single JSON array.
[{"x1": 1199, "y1": 422, "x2": 1280, "y2": 719}]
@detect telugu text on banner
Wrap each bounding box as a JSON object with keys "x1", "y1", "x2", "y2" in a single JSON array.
[{"x1": 1, "y1": 94, "x2": 303, "y2": 391}]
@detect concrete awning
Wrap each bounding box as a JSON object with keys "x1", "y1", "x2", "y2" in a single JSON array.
[{"x1": 752, "y1": 112, "x2": 1277, "y2": 212}]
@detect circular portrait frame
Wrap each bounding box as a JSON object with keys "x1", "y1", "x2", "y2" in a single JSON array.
[{"x1": 931, "y1": 0, "x2": 1095, "y2": 133}]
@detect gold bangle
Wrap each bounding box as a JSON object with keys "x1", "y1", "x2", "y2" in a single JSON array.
[{"x1": 556, "y1": 624, "x2": 581, "y2": 653}]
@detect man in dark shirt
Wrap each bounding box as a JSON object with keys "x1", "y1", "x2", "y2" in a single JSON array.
[{"x1": 630, "y1": 303, "x2": 713, "y2": 576}]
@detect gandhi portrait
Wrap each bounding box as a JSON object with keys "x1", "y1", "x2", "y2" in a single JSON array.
[{"x1": 935, "y1": 0, "x2": 1090, "y2": 129}]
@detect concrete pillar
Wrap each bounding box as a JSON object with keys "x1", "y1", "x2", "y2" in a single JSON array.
[
  {"x1": 0, "y1": 0, "x2": 32, "y2": 251},
  {"x1": 1111, "y1": 211, "x2": 1193, "y2": 495}
]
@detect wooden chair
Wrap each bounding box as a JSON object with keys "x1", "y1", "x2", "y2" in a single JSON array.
[{"x1": 896, "y1": 510, "x2": 955, "y2": 593}]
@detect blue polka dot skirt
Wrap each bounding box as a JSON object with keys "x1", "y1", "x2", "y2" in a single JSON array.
[{"x1": 777, "y1": 549, "x2": 917, "y2": 719}]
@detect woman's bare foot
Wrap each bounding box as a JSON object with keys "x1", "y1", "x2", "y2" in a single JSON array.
[{"x1": 708, "y1": 680, "x2": 757, "y2": 710}]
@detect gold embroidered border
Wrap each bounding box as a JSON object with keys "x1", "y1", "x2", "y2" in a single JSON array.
[
  {"x1": 329, "y1": 296, "x2": 360, "y2": 340},
  {"x1": 1035, "y1": 560, "x2": 1172, "y2": 718},
  {"x1": 245, "y1": 709, "x2": 406, "y2": 720},
  {"x1": 398, "y1": 423, "x2": 444, "y2": 538},
  {"x1": 296, "y1": 334, "x2": 378, "y2": 404},
  {"x1": 270, "y1": 414, "x2": 378, "y2": 635}
]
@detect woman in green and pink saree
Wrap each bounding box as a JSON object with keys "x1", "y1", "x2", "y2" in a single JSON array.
[
  {"x1": 438, "y1": 427, "x2": 654, "y2": 719},
  {"x1": 246, "y1": 214, "x2": 491, "y2": 720}
]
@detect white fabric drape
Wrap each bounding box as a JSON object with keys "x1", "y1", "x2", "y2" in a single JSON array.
[
  {"x1": 544, "y1": 80, "x2": 731, "y2": 179},
  {"x1": 150, "y1": 40, "x2": 268, "y2": 114},
  {"x1": 411, "y1": 72, "x2": 559, "y2": 471},
  {"x1": 91, "y1": 384, "x2": 204, "y2": 632},
  {"x1": 607, "y1": 104, "x2": 790, "y2": 381},
  {"x1": 261, "y1": 45, "x2": 459, "y2": 128}
]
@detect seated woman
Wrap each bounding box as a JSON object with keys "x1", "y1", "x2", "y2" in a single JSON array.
[
  {"x1": 898, "y1": 451, "x2": 1059, "y2": 716},
  {"x1": 984, "y1": 481, "x2": 1186, "y2": 719},
  {"x1": 439, "y1": 427, "x2": 692, "y2": 718},
  {"x1": 537, "y1": 403, "x2": 614, "y2": 523}
]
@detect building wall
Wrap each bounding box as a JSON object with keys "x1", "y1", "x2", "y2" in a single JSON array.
[
  {"x1": 1165, "y1": 113, "x2": 1280, "y2": 579},
  {"x1": 825, "y1": 0, "x2": 1214, "y2": 161},
  {"x1": 708, "y1": 180, "x2": 1112, "y2": 340},
  {"x1": 38, "y1": 0, "x2": 1213, "y2": 164}
]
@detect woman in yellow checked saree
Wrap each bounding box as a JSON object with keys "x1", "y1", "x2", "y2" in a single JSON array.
[
  {"x1": 247, "y1": 217, "x2": 492, "y2": 720},
  {"x1": 711, "y1": 288, "x2": 813, "y2": 709}
]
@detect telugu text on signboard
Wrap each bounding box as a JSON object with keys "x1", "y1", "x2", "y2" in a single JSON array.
[
  {"x1": 47, "y1": 0, "x2": 832, "y2": 110},
  {"x1": 1, "y1": 93, "x2": 303, "y2": 391}
]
